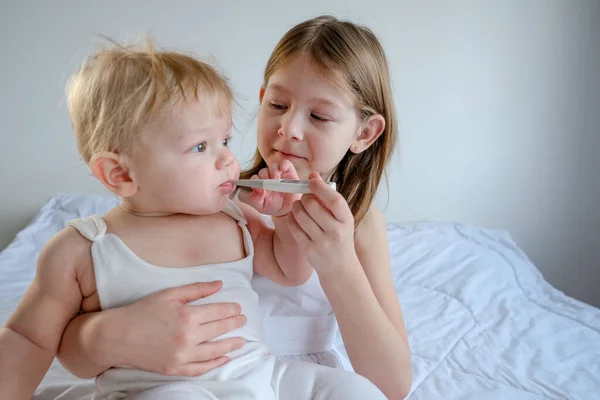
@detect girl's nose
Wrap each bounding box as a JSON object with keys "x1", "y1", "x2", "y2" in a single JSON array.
[{"x1": 279, "y1": 112, "x2": 304, "y2": 141}]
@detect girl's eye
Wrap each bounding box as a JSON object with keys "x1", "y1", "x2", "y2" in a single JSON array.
[
  {"x1": 269, "y1": 102, "x2": 286, "y2": 110},
  {"x1": 311, "y1": 113, "x2": 329, "y2": 122},
  {"x1": 222, "y1": 137, "x2": 231, "y2": 147},
  {"x1": 192, "y1": 142, "x2": 207, "y2": 153}
]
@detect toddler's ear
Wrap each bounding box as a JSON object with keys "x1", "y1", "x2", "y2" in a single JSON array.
[
  {"x1": 89, "y1": 152, "x2": 138, "y2": 197},
  {"x1": 351, "y1": 114, "x2": 386, "y2": 154}
]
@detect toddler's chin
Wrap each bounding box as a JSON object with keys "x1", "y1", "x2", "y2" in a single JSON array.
[{"x1": 189, "y1": 197, "x2": 230, "y2": 215}]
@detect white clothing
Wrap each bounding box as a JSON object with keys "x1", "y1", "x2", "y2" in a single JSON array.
[
  {"x1": 251, "y1": 216, "x2": 351, "y2": 368},
  {"x1": 67, "y1": 201, "x2": 384, "y2": 400},
  {"x1": 124, "y1": 361, "x2": 381, "y2": 400}
]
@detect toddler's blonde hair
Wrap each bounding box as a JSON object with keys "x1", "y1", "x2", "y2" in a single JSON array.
[{"x1": 66, "y1": 38, "x2": 233, "y2": 163}]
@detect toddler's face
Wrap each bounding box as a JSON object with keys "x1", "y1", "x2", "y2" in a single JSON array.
[{"x1": 129, "y1": 97, "x2": 239, "y2": 215}]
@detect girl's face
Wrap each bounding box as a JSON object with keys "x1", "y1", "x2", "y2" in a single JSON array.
[{"x1": 257, "y1": 55, "x2": 362, "y2": 180}]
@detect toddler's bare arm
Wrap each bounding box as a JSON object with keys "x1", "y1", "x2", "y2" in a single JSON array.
[
  {"x1": 0, "y1": 228, "x2": 88, "y2": 399},
  {"x1": 237, "y1": 201, "x2": 312, "y2": 286}
]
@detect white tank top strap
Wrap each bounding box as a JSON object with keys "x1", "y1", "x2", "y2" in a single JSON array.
[
  {"x1": 223, "y1": 200, "x2": 254, "y2": 258},
  {"x1": 222, "y1": 200, "x2": 247, "y2": 224},
  {"x1": 67, "y1": 214, "x2": 107, "y2": 241}
]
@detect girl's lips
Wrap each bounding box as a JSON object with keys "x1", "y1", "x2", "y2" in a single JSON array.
[{"x1": 275, "y1": 150, "x2": 304, "y2": 160}]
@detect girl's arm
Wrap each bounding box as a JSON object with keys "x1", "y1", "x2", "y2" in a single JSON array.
[
  {"x1": 287, "y1": 173, "x2": 412, "y2": 399},
  {"x1": 236, "y1": 159, "x2": 313, "y2": 286},
  {"x1": 57, "y1": 282, "x2": 247, "y2": 378},
  {"x1": 321, "y1": 207, "x2": 412, "y2": 399},
  {"x1": 237, "y1": 200, "x2": 313, "y2": 286}
]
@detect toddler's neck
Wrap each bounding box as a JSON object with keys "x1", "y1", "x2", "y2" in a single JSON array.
[{"x1": 119, "y1": 203, "x2": 176, "y2": 218}]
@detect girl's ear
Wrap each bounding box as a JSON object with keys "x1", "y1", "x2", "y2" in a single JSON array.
[
  {"x1": 89, "y1": 152, "x2": 138, "y2": 197},
  {"x1": 350, "y1": 114, "x2": 386, "y2": 154},
  {"x1": 259, "y1": 85, "x2": 266, "y2": 104}
]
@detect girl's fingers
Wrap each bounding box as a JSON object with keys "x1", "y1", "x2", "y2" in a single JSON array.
[
  {"x1": 249, "y1": 174, "x2": 265, "y2": 197},
  {"x1": 307, "y1": 173, "x2": 351, "y2": 223},
  {"x1": 189, "y1": 337, "x2": 245, "y2": 364},
  {"x1": 291, "y1": 200, "x2": 323, "y2": 241},
  {"x1": 299, "y1": 195, "x2": 333, "y2": 232},
  {"x1": 258, "y1": 168, "x2": 270, "y2": 180},
  {"x1": 164, "y1": 281, "x2": 222, "y2": 304},
  {"x1": 287, "y1": 211, "x2": 311, "y2": 246},
  {"x1": 279, "y1": 159, "x2": 299, "y2": 179},
  {"x1": 191, "y1": 302, "x2": 242, "y2": 325},
  {"x1": 268, "y1": 162, "x2": 281, "y2": 180},
  {"x1": 169, "y1": 357, "x2": 231, "y2": 377},
  {"x1": 196, "y1": 314, "x2": 247, "y2": 343}
]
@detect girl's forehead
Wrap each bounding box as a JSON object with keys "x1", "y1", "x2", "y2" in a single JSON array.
[
  {"x1": 271, "y1": 55, "x2": 339, "y2": 85},
  {"x1": 267, "y1": 57, "x2": 355, "y2": 108}
]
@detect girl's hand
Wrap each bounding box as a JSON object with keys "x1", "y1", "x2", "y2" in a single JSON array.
[
  {"x1": 245, "y1": 160, "x2": 302, "y2": 217},
  {"x1": 287, "y1": 172, "x2": 358, "y2": 275},
  {"x1": 81, "y1": 281, "x2": 247, "y2": 377}
]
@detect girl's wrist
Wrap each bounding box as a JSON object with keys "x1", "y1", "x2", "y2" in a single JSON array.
[{"x1": 92, "y1": 308, "x2": 129, "y2": 368}]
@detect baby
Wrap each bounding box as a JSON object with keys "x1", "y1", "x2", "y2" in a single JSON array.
[{"x1": 1, "y1": 41, "x2": 386, "y2": 399}]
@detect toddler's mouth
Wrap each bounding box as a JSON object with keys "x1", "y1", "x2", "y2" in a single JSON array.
[{"x1": 219, "y1": 180, "x2": 235, "y2": 194}]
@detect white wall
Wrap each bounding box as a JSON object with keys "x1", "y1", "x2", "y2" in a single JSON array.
[{"x1": 1, "y1": 1, "x2": 598, "y2": 306}]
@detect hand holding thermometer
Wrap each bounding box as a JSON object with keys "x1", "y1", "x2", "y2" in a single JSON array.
[{"x1": 232, "y1": 179, "x2": 337, "y2": 194}]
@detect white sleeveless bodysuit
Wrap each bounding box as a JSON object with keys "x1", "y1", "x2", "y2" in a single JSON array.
[
  {"x1": 66, "y1": 201, "x2": 380, "y2": 400},
  {"x1": 69, "y1": 201, "x2": 276, "y2": 399}
]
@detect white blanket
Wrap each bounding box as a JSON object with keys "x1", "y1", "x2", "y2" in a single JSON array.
[{"x1": 1, "y1": 193, "x2": 598, "y2": 399}]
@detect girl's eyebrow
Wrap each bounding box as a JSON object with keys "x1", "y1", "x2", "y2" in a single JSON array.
[
  {"x1": 268, "y1": 83, "x2": 291, "y2": 95},
  {"x1": 269, "y1": 83, "x2": 340, "y2": 109},
  {"x1": 310, "y1": 98, "x2": 340, "y2": 108}
]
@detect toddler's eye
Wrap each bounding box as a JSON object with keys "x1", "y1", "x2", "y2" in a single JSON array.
[
  {"x1": 223, "y1": 137, "x2": 231, "y2": 147},
  {"x1": 192, "y1": 142, "x2": 207, "y2": 153}
]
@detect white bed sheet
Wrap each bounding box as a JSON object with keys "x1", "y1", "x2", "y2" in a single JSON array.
[{"x1": 1, "y1": 193, "x2": 599, "y2": 399}]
